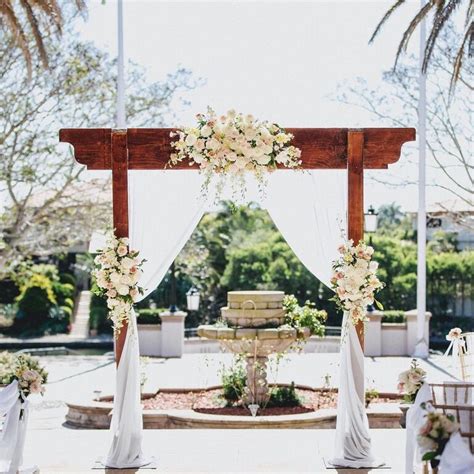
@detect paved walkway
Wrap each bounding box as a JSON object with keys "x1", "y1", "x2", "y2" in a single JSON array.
[
  {"x1": 16, "y1": 353, "x2": 459, "y2": 472},
  {"x1": 23, "y1": 428, "x2": 406, "y2": 473}
]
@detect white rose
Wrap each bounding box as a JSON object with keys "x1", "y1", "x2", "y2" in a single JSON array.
[
  {"x1": 117, "y1": 285, "x2": 129, "y2": 296},
  {"x1": 195, "y1": 139, "x2": 205, "y2": 151},
  {"x1": 256, "y1": 155, "x2": 271, "y2": 165},
  {"x1": 110, "y1": 273, "x2": 121, "y2": 284},
  {"x1": 206, "y1": 138, "x2": 220, "y2": 151},
  {"x1": 200, "y1": 125, "x2": 212, "y2": 137},
  {"x1": 185, "y1": 134, "x2": 197, "y2": 146},
  {"x1": 121, "y1": 257, "x2": 134, "y2": 270}
]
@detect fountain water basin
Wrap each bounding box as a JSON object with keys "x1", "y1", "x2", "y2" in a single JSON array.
[{"x1": 197, "y1": 291, "x2": 311, "y2": 405}]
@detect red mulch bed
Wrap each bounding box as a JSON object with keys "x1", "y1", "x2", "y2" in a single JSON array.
[{"x1": 142, "y1": 388, "x2": 399, "y2": 417}]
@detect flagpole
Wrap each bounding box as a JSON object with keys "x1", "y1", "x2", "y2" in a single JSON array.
[
  {"x1": 116, "y1": 0, "x2": 126, "y2": 128},
  {"x1": 413, "y1": 0, "x2": 429, "y2": 358}
]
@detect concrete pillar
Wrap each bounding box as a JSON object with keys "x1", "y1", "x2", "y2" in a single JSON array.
[
  {"x1": 406, "y1": 309, "x2": 431, "y2": 356},
  {"x1": 365, "y1": 311, "x2": 383, "y2": 357},
  {"x1": 159, "y1": 311, "x2": 187, "y2": 357}
]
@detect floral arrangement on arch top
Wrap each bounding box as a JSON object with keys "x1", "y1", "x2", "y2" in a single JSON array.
[
  {"x1": 168, "y1": 108, "x2": 302, "y2": 200},
  {"x1": 92, "y1": 233, "x2": 146, "y2": 337},
  {"x1": 331, "y1": 240, "x2": 384, "y2": 327}
]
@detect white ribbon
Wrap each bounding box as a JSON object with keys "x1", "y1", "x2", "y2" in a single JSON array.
[
  {"x1": 0, "y1": 381, "x2": 30, "y2": 474},
  {"x1": 444, "y1": 337, "x2": 465, "y2": 358}
]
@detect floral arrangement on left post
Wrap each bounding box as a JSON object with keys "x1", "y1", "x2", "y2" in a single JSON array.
[{"x1": 92, "y1": 233, "x2": 146, "y2": 337}]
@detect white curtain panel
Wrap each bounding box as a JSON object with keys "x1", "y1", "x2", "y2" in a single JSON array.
[
  {"x1": 105, "y1": 170, "x2": 207, "y2": 468},
  {"x1": 264, "y1": 170, "x2": 378, "y2": 468},
  {"x1": 264, "y1": 170, "x2": 346, "y2": 287},
  {"x1": 0, "y1": 380, "x2": 29, "y2": 474}
]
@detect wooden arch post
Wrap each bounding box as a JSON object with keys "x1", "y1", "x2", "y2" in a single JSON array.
[{"x1": 60, "y1": 127, "x2": 415, "y2": 363}]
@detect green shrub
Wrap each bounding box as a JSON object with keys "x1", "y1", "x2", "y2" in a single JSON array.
[
  {"x1": 221, "y1": 363, "x2": 246, "y2": 404},
  {"x1": 283, "y1": 294, "x2": 327, "y2": 337},
  {"x1": 267, "y1": 382, "x2": 301, "y2": 408},
  {"x1": 52, "y1": 282, "x2": 75, "y2": 305},
  {"x1": 90, "y1": 306, "x2": 111, "y2": 333},
  {"x1": 15, "y1": 274, "x2": 56, "y2": 329},
  {"x1": 59, "y1": 272, "x2": 77, "y2": 287},
  {"x1": 381, "y1": 310, "x2": 406, "y2": 323},
  {"x1": 136, "y1": 308, "x2": 166, "y2": 325}
]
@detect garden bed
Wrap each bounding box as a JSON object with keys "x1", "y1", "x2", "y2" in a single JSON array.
[{"x1": 142, "y1": 386, "x2": 399, "y2": 416}]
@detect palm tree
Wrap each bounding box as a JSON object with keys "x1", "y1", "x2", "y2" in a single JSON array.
[
  {"x1": 369, "y1": 0, "x2": 473, "y2": 93},
  {"x1": 0, "y1": 0, "x2": 86, "y2": 77}
]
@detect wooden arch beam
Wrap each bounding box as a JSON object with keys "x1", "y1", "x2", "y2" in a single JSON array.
[{"x1": 60, "y1": 127, "x2": 415, "y2": 363}]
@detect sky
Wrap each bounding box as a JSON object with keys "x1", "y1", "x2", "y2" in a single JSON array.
[{"x1": 76, "y1": 0, "x2": 461, "y2": 212}]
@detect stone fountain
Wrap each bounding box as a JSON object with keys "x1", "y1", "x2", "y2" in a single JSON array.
[{"x1": 197, "y1": 291, "x2": 310, "y2": 406}]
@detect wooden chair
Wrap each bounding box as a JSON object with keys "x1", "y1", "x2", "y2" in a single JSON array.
[
  {"x1": 430, "y1": 382, "x2": 474, "y2": 454},
  {"x1": 460, "y1": 332, "x2": 473, "y2": 382}
]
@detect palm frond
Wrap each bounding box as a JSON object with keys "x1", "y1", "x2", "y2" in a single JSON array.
[
  {"x1": 20, "y1": 0, "x2": 49, "y2": 69},
  {"x1": 450, "y1": 21, "x2": 474, "y2": 94},
  {"x1": 424, "y1": 0, "x2": 463, "y2": 73},
  {"x1": 0, "y1": 2, "x2": 32, "y2": 78},
  {"x1": 393, "y1": 1, "x2": 434, "y2": 69},
  {"x1": 369, "y1": 0, "x2": 407, "y2": 44}
]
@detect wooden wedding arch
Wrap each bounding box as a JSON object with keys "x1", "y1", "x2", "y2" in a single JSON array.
[{"x1": 59, "y1": 127, "x2": 416, "y2": 363}]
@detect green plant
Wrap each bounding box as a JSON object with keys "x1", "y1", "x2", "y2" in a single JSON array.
[
  {"x1": 283, "y1": 294, "x2": 327, "y2": 337},
  {"x1": 136, "y1": 308, "x2": 166, "y2": 325},
  {"x1": 221, "y1": 363, "x2": 246, "y2": 404},
  {"x1": 59, "y1": 272, "x2": 77, "y2": 287},
  {"x1": 381, "y1": 311, "x2": 406, "y2": 324},
  {"x1": 365, "y1": 388, "x2": 379, "y2": 408},
  {"x1": 267, "y1": 382, "x2": 301, "y2": 408},
  {"x1": 15, "y1": 274, "x2": 57, "y2": 329}
]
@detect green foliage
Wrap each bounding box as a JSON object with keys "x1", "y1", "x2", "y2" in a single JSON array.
[
  {"x1": 283, "y1": 295, "x2": 327, "y2": 337},
  {"x1": 267, "y1": 382, "x2": 301, "y2": 408},
  {"x1": 136, "y1": 308, "x2": 167, "y2": 325},
  {"x1": 89, "y1": 284, "x2": 111, "y2": 333},
  {"x1": 365, "y1": 388, "x2": 379, "y2": 407},
  {"x1": 221, "y1": 362, "x2": 246, "y2": 404},
  {"x1": 16, "y1": 274, "x2": 57, "y2": 327},
  {"x1": 59, "y1": 272, "x2": 77, "y2": 287},
  {"x1": 381, "y1": 310, "x2": 405, "y2": 323}
]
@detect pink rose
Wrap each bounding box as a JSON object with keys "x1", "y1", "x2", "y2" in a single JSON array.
[
  {"x1": 129, "y1": 266, "x2": 137, "y2": 274},
  {"x1": 29, "y1": 380, "x2": 44, "y2": 395},
  {"x1": 129, "y1": 288, "x2": 138, "y2": 301},
  {"x1": 107, "y1": 289, "x2": 117, "y2": 298},
  {"x1": 117, "y1": 245, "x2": 128, "y2": 257}
]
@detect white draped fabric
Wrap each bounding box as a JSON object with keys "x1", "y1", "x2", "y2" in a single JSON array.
[
  {"x1": 264, "y1": 170, "x2": 377, "y2": 467},
  {"x1": 264, "y1": 170, "x2": 346, "y2": 287},
  {"x1": 439, "y1": 432, "x2": 474, "y2": 473},
  {"x1": 329, "y1": 313, "x2": 380, "y2": 468},
  {"x1": 405, "y1": 382, "x2": 433, "y2": 474},
  {"x1": 106, "y1": 171, "x2": 207, "y2": 468},
  {"x1": 106, "y1": 169, "x2": 374, "y2": 468},
  {"x1": 0, "y1": 380, "x2": 29, "y2": 474}
]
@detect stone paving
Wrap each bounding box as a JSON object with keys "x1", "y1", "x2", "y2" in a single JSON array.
[{"x1": 19, "y1": 353, "x2": 459, "y2": 472}]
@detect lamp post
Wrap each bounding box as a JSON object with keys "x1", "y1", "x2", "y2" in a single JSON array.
[
  {"x1": 186, "y1": 287, "x2": 201, "y2": 312},
  {"x1": 364, "y1": 205, "x2": 378, "y2": 246},
  {"x1": 169, "y1": 262, "x2": 178, "y2": 313},
  {"x1": 364, "y1": 205, "x2": 378, "y2": 313}
]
